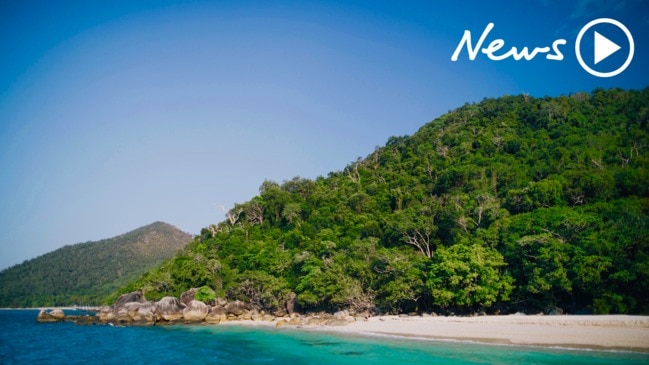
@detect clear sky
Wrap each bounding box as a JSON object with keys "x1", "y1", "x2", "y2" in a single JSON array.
[{"x1": 1, "y1": 0, "x2": 648, "y2": 270}]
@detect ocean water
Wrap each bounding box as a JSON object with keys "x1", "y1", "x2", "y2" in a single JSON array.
[{"x1": 0, "y1": 310, "x2": 647, "y2": 364}]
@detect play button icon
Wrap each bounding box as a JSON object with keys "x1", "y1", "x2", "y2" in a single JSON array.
[
  {"x1": 594, "y1": 31, "x2": 621, "y2": 64},
  {"x1": 575, "y1": 18, "x2": 634, "y2": 77}
]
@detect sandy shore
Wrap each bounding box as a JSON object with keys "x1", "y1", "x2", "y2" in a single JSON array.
[
  {"x1": 323, "y1": 315, "x2": 649, "y2": 352},
  {"x1": 223, "y1": 314, "x2": 649, "y2": 352}
]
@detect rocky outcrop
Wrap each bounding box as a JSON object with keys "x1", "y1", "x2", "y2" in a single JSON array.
[
  {"x1": 123, "y1": 302, "x2": 144, "y2": 315},
  {"x1": 36, "y1": 309, "x2": 97, "y2": 324},
  {"x1": 37, "y1": 310, "x2": 60, "y2": 323},
  {"x1": 74, "y1": 315, "x2": 96, "y2": 325},
  {"x1": 180, "y1": 288, "x2": 199, "y2": 306},
  {"x1": 275, "y1": 319, "x2": 289, "y2": 327},
  {"x1": 273, "y1": 308, "x2": 288, "y2": 317},
  {"x1": 251, "y1": 310, "x2": 264, "y2": 321},
  {"x1": 205, "y1": 305, "x2": 227, "y2": 324},
  {"x1": 50, "y1": 309, "x2": 65, "y2": 320},
  {"x1": 205, "y1": 306, "x2": 228, "y2": 324},
  {"x1": 137, "y1": 302, "x2": 158, "y2": 323},
  {"x1": 156, "y1": 296, "x2": 186, "y2": 323},
  {"x1": 240, "y1": 310, "x2": 254, "y2": 321},
  {"x1": 183, "y1": 300, "x2": 209, "y2": 322},
  {"x1": 113, "y1": 310, "x2": 134, "y2": 324},
  {"x1": 124, "y1": 302, "x2": 157, "y2": 324},
  {"x1": 36, "y1": 290, "x2": 359, "y2": 328},
  {"x1": 113, "y1": 291, "x2": 145, "y2": 311},
  {"x1": 225, "y1": 300, "x2": 247, "y2": 316},
  {"x1": 97, "y1": 307, "x2": 115, "y2": 323}
]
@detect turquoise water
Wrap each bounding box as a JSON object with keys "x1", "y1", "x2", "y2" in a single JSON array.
[{"x1": 1, "y1": 310, "x2": 647, "y2": 364}]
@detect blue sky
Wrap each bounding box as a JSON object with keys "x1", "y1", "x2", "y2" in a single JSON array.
[{"x1": 1, "y1": 0, "x2": 648, "y2": 270}]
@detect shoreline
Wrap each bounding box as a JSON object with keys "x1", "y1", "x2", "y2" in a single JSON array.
[
  {"x1": 219, "y1": 314, "x2": 649, "y2": 353},
  {"x1": 23, "y1": 305, "x2": 649, "y2": 353}
]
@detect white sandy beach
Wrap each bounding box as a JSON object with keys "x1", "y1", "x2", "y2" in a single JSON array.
[
  {"x1": 224, "y1": 314, "x2": 649, "y2": 352},
  {"x1": 325, "y1": 315, "x2": 649, "y2": 351}
]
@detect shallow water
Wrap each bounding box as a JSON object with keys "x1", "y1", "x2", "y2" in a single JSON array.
[{"x1": 1, "y1": 310, "x2": 647, "y2": 364}]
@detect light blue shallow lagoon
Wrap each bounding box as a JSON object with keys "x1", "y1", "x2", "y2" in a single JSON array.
[{"x1": 1, "y1": 310, "x2": 647, "y2": 364}]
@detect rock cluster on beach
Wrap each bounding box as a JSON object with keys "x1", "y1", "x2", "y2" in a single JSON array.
[{"x1": 36, "y1": 290, "x2": 363, "y2": 327}]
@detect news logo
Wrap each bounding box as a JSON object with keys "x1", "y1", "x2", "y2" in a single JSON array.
[
  {"x1": 451, "y1": 18, "x2": 635, "y2": 78},
  {"x1": 575, "y1": 18, "x2": 634, "y2": 78}
]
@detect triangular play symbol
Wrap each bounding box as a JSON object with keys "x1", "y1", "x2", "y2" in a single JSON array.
[{"x1": 594, "y1": 31, "x2": 621, "y2": 65}]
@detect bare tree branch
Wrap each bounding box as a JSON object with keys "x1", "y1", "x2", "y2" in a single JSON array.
[{"x1": 402, "y1": 229, "x2": 433, "y2": 259}]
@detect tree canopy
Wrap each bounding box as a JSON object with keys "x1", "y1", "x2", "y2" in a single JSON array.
[
  {"x1": 116, "y1": 88, "x2": 649, "y2": 315},
  {"x1": 0, "y1": 222, "x2": 191, "y2": 307}
]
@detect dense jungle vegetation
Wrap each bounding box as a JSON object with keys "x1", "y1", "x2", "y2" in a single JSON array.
[
  {"x1": 0, "y1": 222, "x2": 191, "y2": 307},
  {"x1": 116, "y1": 88, "x2": 649, "y2": 315}
]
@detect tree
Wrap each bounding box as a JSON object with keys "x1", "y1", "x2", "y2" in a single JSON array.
[
  {"x1": 374, "y1": 248, "x2": 427, "y2": 313},
  {"x1": 395, "y1": 198, "x2": 441, "y2": 259},
  {"x1": 195, "y1": 286, "x2": 217, "y2": 303},
  {"x1": 507, "y1": 233, "x2": 572, "y2": 310},
  {"x1": 427, "y1": 243, "x2": 513, "y2": 310},
  {"x1": 228, "y1": 271, "x2": 290, "y2": 312}
]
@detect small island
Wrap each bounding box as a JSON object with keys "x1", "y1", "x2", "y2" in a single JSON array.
[{"x1": 28, "y1": 89, "x2": 649, "y2": 354}]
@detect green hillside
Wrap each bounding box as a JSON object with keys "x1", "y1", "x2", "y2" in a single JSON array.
[
  {"x1": 117, "y1": 88, "x2": 649, "y2": 315},
  {"x1": 0, "y1": 222, "x2": 192, "y2": 307}
]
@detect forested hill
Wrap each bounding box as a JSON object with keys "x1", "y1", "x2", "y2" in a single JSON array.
[
  {"x1": 0, "y1": 222, "x2": 192, "y2": 307},
  {"x1": 118, "y1": 88, "x2": 649, "y2": 315}
]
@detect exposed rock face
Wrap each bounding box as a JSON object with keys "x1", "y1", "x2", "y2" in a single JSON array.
[
  {"x1": 241, "y1": 310, "x2": 254, "y2": 321},
  {"x1": 37, "y1": 293, "x2": 354, "y2": 329},
  {"x1": 306, "y1": 317, "x2": 326, "y2": 326},
  {"x1": 180, "y1": 288, "x2": 199, "y2": 306},
  {"x1": 127, "y1": 302, "x2": 157, "y2": 324},
  {"x1": 124, "y1": 302, "x2": 144, "y2": 316},
  {"x1": 205, "y1": 305, "x2": 226, "y2": 324},
  {"x1": 37, "y1": 310, "x2": 60, "y2": 323},
  {"x1": 113, "y1": 291, "x2": 145, "y2": 311},
  {"x1": 138, "y1": 302, "x2": 158, "y2": 322},
  {"x1": 97, "y1": 307, "x2": 115, "y2": 323},
  {"x1": 156, "y1": 296, "x2": 186, "y2": 322},
  {"x1": 114, "y1": 311, "x2": 134, "y2": 324},
  {"x1": 50, "y1": 309, "x2": 66, "y2": 320},
  {"x1": 183, "y1": 300, "x2": 209, "y2": 322},
  {"x1": 113, "y1": 303, "x2": 138, "y2": 324},
  {"x1": 74, "y1": 315, "x2": 96, "y2": 325},
  {"x1": 275, "y1": 319, "x2": 289, "y2": 327},
  {"x1": 273, "y1": 309, "x2": 288, "y2": 317},
  {"x1": 225, "y1": 300, "x2": 247, "y2": 316}
]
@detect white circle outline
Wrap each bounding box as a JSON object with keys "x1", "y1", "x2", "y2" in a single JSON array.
[{"x1": 575, "y1": 18, "x2": 634, "y2": 78}]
